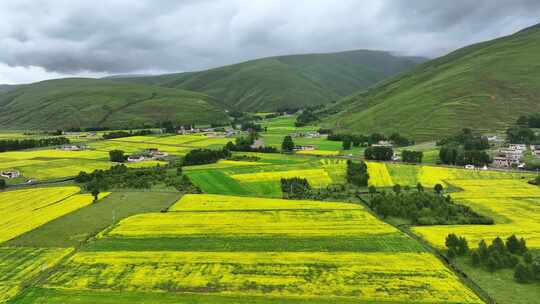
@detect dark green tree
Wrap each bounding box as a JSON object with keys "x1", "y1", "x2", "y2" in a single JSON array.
[
  {"x1": 416, "y1": 182, "x2": 424, "y2": 192},
  {"x1": 514, "y1": 263, "x2": 532, "y2": 283},
  {"x1": 392, "y1": 184, "x2": 402, "y2": 194},
  {"x1": 281, "y1": 136, "x2": 295, "y2": 152},
  {"x1": 342, "y1": 139, "x2": 352, "y2": 150},
  {"x1": 109, "y1": 150, "x2": 126, "y2": 162},
  {"x1": 434, "y1": 183, "x2": 444, "y2": 195}
]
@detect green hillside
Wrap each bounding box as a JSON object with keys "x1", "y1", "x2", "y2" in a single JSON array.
[
  {"x1": 0, "y1": 78, "x2": 228, "y2": 130},
  {"x1": 325, "y1": 24, "x2": 540, "y2": 141},
  {"x1": 123, "y1": 50, "x2": 424, "y2": 111}
]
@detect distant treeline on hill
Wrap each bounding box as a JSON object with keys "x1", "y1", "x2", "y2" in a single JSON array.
[
  {"x1": 0, "y1": 137, "x2": 70, "y2": 152},
  {"x1": 327, "y1": 132, "x2": 413, "y2": 147},
  {"x1": 102, "y1": 130, "x2": 154, "y2": 140}
]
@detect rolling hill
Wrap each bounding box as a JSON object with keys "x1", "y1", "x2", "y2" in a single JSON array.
[
  {"x1": 121, "y1": 50, "x2": 425, "y2": 111},
  {"x1": 324, "y1": 23, "x2": 540, "y2": 141},
  {"x1": 0, "y1": 78, "x2": 228, "y2": 130}
]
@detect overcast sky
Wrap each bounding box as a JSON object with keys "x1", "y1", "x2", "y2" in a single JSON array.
[{"x1": 1, "y1": 0, "x2": 539, "y2": 84}]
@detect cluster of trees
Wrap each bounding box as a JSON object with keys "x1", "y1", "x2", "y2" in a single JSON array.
[
  {"x1": 346, "y1": 160, "x2": 369, "y2": 187},
  {"x1": 75, "y1": 164, "x2": 200, "y2": 201},
  {"x1": 364, "y1": 146, "x2": 394, "y2": 161},
  {"x1": 366, "y1": 189, "x2": 493, "y2": 225},
  {"x1": 438, "y1": 129, "x2": 491, "y2": 166},
  {"x1": 281, "y1": 177, "x2": 312, "y2": 199},
  {"x1": 295, "y1": 108, "x2": 318, "y2": 127},
  {"x1": 505, "y1": 114, "x2": 540, "y2": 144},
  {"x1": 401, "y1": 150, "x2": 423, "y2": 163},
  {"x1": 240, "y1": 121, "x2": 263, "y2": 132},
  {"x1": 0, "y1": 179, "x2": 6, "y2": 190},
  {"x1": 102, "y1": 130, "x2": 153, "y2": 140},
  {"x1": 109, "y1": 150, "x2": 126, "y2": 162},
  {"x1": 439, "y1": 147, "x2": 491, "y2": 166},
  {"x1": 0, "y1": 137, "x2": 70, "y2": 152},
  {"x1": 447, "y1": 233, "x2": 539, "y2": 283},
  {"x1": 182, "y1": 148, "x2": 231, "y2": 166},
  {"x1": 327, "y1": 132, "x2": 413, "y2": 148},
  {"x1": 225, "y1": 137, "x2": 277, "y2": 153}
]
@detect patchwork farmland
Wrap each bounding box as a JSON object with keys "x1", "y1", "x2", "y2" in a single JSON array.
[{"x1": 1, "y1": 115, "x2": 539, "y2": 304}]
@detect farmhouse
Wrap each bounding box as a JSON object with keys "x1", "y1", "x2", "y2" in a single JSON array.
[
  {"x1": 372, "y1": 140, "x2": 393, "y2": 147},
  {"x1": 294, "y1": 145, "x2": 316, "y2": 151},
  {"x1": 0, "y1": 170, "x2": 20, "y2": 179},
  {"x1": 59, "y1": 144, "x2": 86, "y2": 151},
  {"x1": 127, "y1": 155, "x2": 145, "y2": 162},
  {"x1": 250, "y1": 139, "x2": 265, "y2": 149},
  {"x1": 144, "y1": 148, "x2": 168, "y2": 158},
  {"x1": 290, "y1": 131, "x2": 321, "y2": 138},
  {"x1": 205, "y1": 132, "x2": 226, "y2": 138}
]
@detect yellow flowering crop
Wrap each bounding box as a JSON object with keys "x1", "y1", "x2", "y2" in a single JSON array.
[
  {"x1": 107, "y1": 207, "x2": 397, "y2": 238},
  {"x1": 413, "y1": 179, "x2": 540, "y2": 249},
  {"x1": 296, "y1": 150, "x2": 339, "y2": 156},
  {"x1": 0, "y1": 187, "x2": 109, "y2": 244},
  {"x1": 170, "y1": 194, "x2": 361, "y2": 211},
  {"x1": 230, "y1": 169, "x2": 333, "y2": 187},
  {"x1": 44, "y1": 251, "x2": 482, "y2": 303},
  {"x1": 0, "y1": 247, "x2": 72, "y2": 303},
  {"x1": 366, "y1": 162, "x2": 394, "y2": 187}
]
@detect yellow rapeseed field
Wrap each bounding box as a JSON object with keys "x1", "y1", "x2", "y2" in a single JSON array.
[
  {"x1": 366, "y1": 162, "x2": 394, "y2": 187},
  {"x1": 107, "y1": 208, "x2": 397, "y2": 238},
  {"x1": 0, "y1": 247, "x2": 73, "y2": 303},
  {"x1": 0, "y1": 187, "x2": 109, "y2": 244},
  {"x1": 296, "y1": 150, "x2": 339, "y2": 156},
  {"x1": 413, "y1": 179, "x2": 540, "y2": 249},
  {"x1": 230, "y1": 169, "x2": 333, "y2": 187},
  {"x1": 169, "y1": 194, "x2": 361, "y2": 211},
  {"x1": 44, "y1": 251, "x2": 482, "y2": 303}
]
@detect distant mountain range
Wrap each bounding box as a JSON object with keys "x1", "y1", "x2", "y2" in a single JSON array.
[
  {"x1": 117, "y1": 50, "x2": 425, "y2": 112},
  {"x1": 0, "y1": 50, "x2": 424, "y2": 129},
  {"x1": 324, "y1": 23, "x2": 540, "y2": 141}
]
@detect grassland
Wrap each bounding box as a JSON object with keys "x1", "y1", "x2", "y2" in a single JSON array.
[
  {"x1": 0, "y1": 78, "x2": 228, "y2": 130},
  {"x1": 0, "y1": 247, "x2": 72, "y2": 303},
  {"x1": 326, "y1": 24, "x2": 540, "y2": 140},
  {"x1": 122, "y1": 49, "x2": 422, "y2": 112},
  {"x1": 0, "y1": 186, "x2": 109, "y2": 244}
]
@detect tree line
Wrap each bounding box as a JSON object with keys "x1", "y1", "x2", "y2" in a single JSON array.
[
  {"x1": 75, "y1": 164, "x2": 200, "y2": 201},
  {"x1": 446, "y1": 234, "x2": 539, "y2": 284},
  {"x1": 366, "y1": 187, "x2": 493, "y2": 225},
  {"x1": 102, "y1": 129, "x2": 154, "y2": 140},
  {"x1": 0, "y1": 137, "x2": 70, "y2": 152},
  {"x1": 438, "y1": 129, "x2": 491, "y2": 166}
]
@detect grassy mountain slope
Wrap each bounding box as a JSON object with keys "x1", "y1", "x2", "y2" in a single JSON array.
[
  {"x1": 124, "y1": 50, "x2": 424, "y2": 111},
  {"x1": 0, "y1": 78, "x2": 228, "y2": 130},
  {"x1": 325, "y1": 24, "x2": 540, "y2": 141}
]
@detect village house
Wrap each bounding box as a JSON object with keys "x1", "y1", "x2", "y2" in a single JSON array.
[
  {"x1": 205, "y1": 132, "x2": 226, "y2": 138},
  {"x1": 59, "y1": 144, "x2": 87, "y2": 151},
  {"x1": 127, "y1": 155, "x2": 145, "y2": 162},
  {"x1": 144, "y1": 148, "x2": 168, "y2": 158},
  {"x1": 294, "y1": 145, "x2": 316, "y2": 151},
  {"x1": 290, "y1": 131, "x2": 321, "y2": 138},
  {"x1": 250, "y1": 139, "x2": 265, "y2": 149},
  {"x1": 0, "y1": 170, "x2": 20, "y2": 179},
  {"x1": 493, "y1": 144, "x2": 526, "y2": 168},
  {"x1": 372, "y1": 140, "x2": 393, "y2": 148}
]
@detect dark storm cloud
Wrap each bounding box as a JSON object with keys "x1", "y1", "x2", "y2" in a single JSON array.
[{"x1": 0, "y1": 0, "x2": 539, "y2": 77}]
